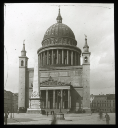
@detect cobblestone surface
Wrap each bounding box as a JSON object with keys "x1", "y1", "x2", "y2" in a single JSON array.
[{"x1": 5, "y1": 113, "x2": 115, "y2": 125}]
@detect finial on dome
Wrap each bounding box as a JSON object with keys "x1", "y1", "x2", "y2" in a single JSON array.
[{"x1": 56, "y1": 6, "x2": 62, "y2": 23}]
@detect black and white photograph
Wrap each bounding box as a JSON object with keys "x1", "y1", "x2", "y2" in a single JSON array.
[{"x1": 4, "y1": 3, "x2": 115, "y2": 125}]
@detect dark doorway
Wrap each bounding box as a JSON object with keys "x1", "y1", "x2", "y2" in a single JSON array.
[
  {"x1": 50, "y1": 98, "x2": 53, "y2": 109},
  {"x1": 65, "y1": 101, "x2": 68, "y2": 109}
]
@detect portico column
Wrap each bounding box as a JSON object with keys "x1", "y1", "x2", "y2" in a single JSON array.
[
  {"x1": 71, "y1": 51, "x2": 73, "y2": 65},
  {"x1": 41, "y1": 53, "x2": 42, "y2": 66},
  {"x1": 46, "y1": 90, "x2": 48, "y2": 109},
  {"x1": 57, "y1": 49, "x2": 58, "y2": 64},
  {"x1": 40, "y1": 90, "x2": 41, "y2": 97},
  {"x1": 47, "y1": 50, "x2": 49, "y2": 65},
  {"x1": 53, "y1": 90, "x2": 55, "y2": 109},
  {"x1": 70, "y1": 93, "x2": 71, "y2": 109},
  {"x1": 61, "y1": 90, "x2": 63, "y2": 108},
  {"x1": 75, "y1": 52, "x2": 76, "y2": 66},
  {"x1": 67, "y1": 50, "x2": 69, "y2": 65},
  {"x1": 68, "y1": 90, "x2": 70, "y2": 109},
  {"x1": 52, "y1": 50, "x2": 54, "y2": 65},
  {"x1": 62, "y1": 50, "x2": 64, "y2": 64}
]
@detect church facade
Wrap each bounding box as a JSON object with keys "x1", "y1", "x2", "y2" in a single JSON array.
[{"x1": 18, "y1": 8, "x2": 91, "y2": 113}]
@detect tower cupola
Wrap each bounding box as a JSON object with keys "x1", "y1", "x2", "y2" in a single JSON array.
[
  {"x1": 21, "y1": 40, "x2": 26, "y2": 56},
  {"x1": 83, "y1": 35, "x2": 89, "y2": 52}
]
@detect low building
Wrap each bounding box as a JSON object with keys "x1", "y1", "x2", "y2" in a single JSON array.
[
  {"x1": 13, "y1": 93, "x2": 18, "y2": 112},
  {"x1": 4, "y1": 90, "x2": 18, "y2": 113},
  {"x1": 90, "y1": 94, "x2": 115, "y2": 113}
]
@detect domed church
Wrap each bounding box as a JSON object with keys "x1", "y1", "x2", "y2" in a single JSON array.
[{"x1": 18, "y1": 8, "x2": 91, "y2": 113}]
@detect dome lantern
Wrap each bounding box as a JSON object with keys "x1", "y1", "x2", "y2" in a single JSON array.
[{"x1": 56, "y1": 7, "x2": 62, "y2": 23}]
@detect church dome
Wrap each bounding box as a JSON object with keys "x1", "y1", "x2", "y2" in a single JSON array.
[
  {"x1": 41, "y1": 8, "x2": 77, "y2": 47},
  {"x1": 43, "y1": 23, "x2": 75, "y2": 41}
]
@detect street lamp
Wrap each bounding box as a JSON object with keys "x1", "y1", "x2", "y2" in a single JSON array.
[
  {"x1": 13, "y1": 94, "x2": 14, "y2": 118},
  {"x1": 57, "y1": 91, "x2": 66, "y2": 113},
  {"x1": 10, "y1": 94, "x2": 12, "y2": 118}
]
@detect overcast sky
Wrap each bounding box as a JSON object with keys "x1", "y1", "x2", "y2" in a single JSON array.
[{"x1": 4, "y1": 3, "x2": 115, "y2": 95}]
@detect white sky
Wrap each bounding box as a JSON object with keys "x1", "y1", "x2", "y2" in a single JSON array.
[{"x1": 4, "y1": 3, "x2": 115, "y2": 95}]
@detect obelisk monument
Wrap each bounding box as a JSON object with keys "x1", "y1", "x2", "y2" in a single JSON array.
[{"x1": 27, "y1": 55, "x2": 42, "y2": 113}]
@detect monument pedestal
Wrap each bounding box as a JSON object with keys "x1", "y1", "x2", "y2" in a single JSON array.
[
  {"x1": 27, "y1": 92, "x2": 42, "y2": 114},
  {"x1": 56, "y1": 113, "x2": 65, "y2": 120},
  {"x1": 27, "y1": 108, "x2": 41, "y2": 114},
  {"x1": 83, "y1": 107, "x2": 91, "y2": 113}
]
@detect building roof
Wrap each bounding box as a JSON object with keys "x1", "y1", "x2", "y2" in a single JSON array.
[
  {"x1": 106, "y1": 94, "x2": 115, "y2": 100},
  {"x1": 42, "y1": 8, "x2": 77, "y2": 47}
]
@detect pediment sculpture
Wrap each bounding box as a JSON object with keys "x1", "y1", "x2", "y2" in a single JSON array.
[{"x1": 40, "y1": 76, "x2": 70, "y2": 86}]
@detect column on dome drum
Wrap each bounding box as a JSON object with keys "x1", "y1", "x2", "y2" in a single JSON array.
[
  {"x1": 38, "y1": 54, "x2": 40, "y2": 67},
  {"x1": 42, "y1": 52, "x2": 43, "y2": 66},
  {"x1": 41, "y1": 53, "x2": 42, "y2": 67},
  {"x1": 49, "y1": 50, "x2": 52, "y2": 65},
  {"x1": 58, "y1": 49, "x2": 62, "y2": 65},
  {"x1": 45, "y1": 51, "x2": 47, "y2": 66},
  {"x1": 48, "y1": 50, "x2": 51, "y2": 65},
  {"x1": 78, "y1": 54, "x2": 80, "y2": 65},
  {"x1": 64, "y1": 50, "x2": 67, "y2": 65},
  {"x1": 62, "y1": 49, "x2": 64, "y2": 65},
  {"x1": 71, "y1": 51, "x2": 73, "y2": 65},
  {"x1": 75, "y1": 51, "x2": 76, "y2": 66},
  {"x1": 53, "y1": 49, "x2": 56, "y2": 65},
  {"x1": 43, "y1": 52, "x2": 45, "y2": 66},
  {"x1": 52, "y1": 50, "x2": 54, "y2": 65},
  {"x1": 76, "y1": 53, "x2": 78, "y2": 65},
  {"x1": 69, "y1": 50, "x2": 71, "y2": 66},
  {"x1": 47, "y1": 50, "x2": 49, "y2": 65},
  {"x1": 56, "y1": 49, "x2": 58, "y2": 64},
  {"x1": 67, "y1": 50, "x2": 69, "y2": 65},
  {"x1": 73, "y1": 51, "x2": 75, "y2": 66}
]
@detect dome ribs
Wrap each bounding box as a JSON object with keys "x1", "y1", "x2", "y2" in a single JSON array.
[{"x1": 42, "y1": 23, "x2": 76, "y2": 47}]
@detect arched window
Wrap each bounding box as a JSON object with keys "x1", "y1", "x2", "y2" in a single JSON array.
[
  {"x1": 21, "y1": 60, "x2": 24, "y2": 66},
  {"x1": 84, "y1": 56, "x2": 88, "y2": 63}
]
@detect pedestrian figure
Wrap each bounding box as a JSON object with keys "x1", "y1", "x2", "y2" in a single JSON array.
[
  {"x1": 47, "y1": 111, "x2": 48, "y2": 116},
  {"x1": 105, "y1": 113, "x2": 110, "y2": 124},
  {"x1": 91, "y1": 110, "x2": 92, "y2": 115},
  {"x1": 7, "y1": 110, "x2": 9, "y2": 115},
  {"x1": 17, "y1": 108, "x2": 19, "y2": 114},
  {"x1": 99, "y1": 110, "x2": 103, "y2": 120},
  {"x1": 51, "y1": 113, "x2": 57, "y2": 125},
  {"x1": 4, "y1": 111, "x2": 8, "y2": 125}
]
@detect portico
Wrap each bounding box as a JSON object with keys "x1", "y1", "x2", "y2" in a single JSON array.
[{"x1": 40, "y1": 86, "x2": 71, "y2": 110}]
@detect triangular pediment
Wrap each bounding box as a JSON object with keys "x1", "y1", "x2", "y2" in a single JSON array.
[{"x1": 40, "y1": 76, "x2": 71, "y2": 86}]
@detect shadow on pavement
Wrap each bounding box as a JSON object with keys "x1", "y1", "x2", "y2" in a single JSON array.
[{"x1": 7, "y1": 118, "x2": 37, "y2": 123}]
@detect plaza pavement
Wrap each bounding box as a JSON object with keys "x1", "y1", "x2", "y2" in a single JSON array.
[{"x1": 6, "y1": 113, "x2": 115, "y2": 125}]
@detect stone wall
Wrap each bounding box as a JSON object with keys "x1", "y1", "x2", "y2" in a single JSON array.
[
  {"x1": 26, "y1": 66, "x2": 85, "y2": 111},
  {"x1": 18, "y1": 67, "x2": 26, "y2": 108},
  {"x1": 82, "y1": 65, "x2": 90, "y2": 109}
]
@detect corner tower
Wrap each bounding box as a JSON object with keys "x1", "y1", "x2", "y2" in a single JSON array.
[
  {"x1": 18, "y1": 41, "x2": 28, "y2": 109},
  {"x1": 82, "y1": 35, "x2": 91, "y2": 112}
]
